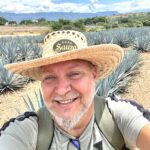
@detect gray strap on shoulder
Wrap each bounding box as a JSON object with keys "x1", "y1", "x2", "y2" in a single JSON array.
[
  {"x1": 94, "y1": 95, "x2": 125, "y2": 150},
  {"x1": 36, "y1": 107, "x2": 54, "y2": 150}
]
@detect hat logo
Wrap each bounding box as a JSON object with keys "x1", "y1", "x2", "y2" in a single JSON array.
[{"x1": 53, "y1": 39, "x2": 78, "y2": 53}]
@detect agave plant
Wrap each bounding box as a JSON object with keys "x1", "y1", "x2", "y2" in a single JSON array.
[
  {"x1": 112, "y1": 29, "x2": 135, "y2": 48},
  {"x1": 27, "y1": 43, "x2": 42, "y2": 60},
  {"x1": 133, "y1": 35, "x2": 150, "y2": 52},
  {"x1": 0, "y1": 59, "x2": 28, "y2": 93},
  {"x1": 25, "y1": 35, "x2": 45, "y2": 44},
  {"x1": 85, "y1": 31, "x2": 113, "y2": 46},
  {"x1": 0, "y1": 37, "x2": 22, "y2": 63},
  {"x1": 0, "y1": 36, "x2": 43, "y2": 63},
  {"x1": 17, "y1": 41, "x2": 42, "y2": 61},
  {"x1": 0, "y1": 68, "x2": 28, "y2": 93},
  {"x1": 22, "y1": 89, "x2": 44, "y2": 111},
  {"x1": 134, "y1": 27, "x2": 150, "y2": 37},
  {"x1": 96, "y1": 50, "x2": 140, "y2": 97}
]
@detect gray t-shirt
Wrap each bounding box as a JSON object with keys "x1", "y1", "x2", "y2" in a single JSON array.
[
  {"x1": 51, "y1": 115, "x2": 116, "y2": 150},
  {"x1": 0, "y1": 97, "x2": 149, "y2": 150}
]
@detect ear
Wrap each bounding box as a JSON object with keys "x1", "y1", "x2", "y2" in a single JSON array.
[{"x1": 91, "y1": 66, "x2": 98, "y2": 80}]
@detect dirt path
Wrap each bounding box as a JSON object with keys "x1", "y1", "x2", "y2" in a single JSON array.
[
  {"x1": 0, "y1": 53, "x2": 150, "y2": 126},
  {"x1": 0, "y1": 26, "x2": 50, "y2": 35},
  {"x1": 121, "y1": 53, "x2": 150, "y2": 109},
  {"x1": 0, "y1": 81, "x2": 41, "y2": 126}
]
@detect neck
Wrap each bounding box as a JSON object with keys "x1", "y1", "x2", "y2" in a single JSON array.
[{"x1": 65, "y1": 103, "x2": 94, "y2": 137}]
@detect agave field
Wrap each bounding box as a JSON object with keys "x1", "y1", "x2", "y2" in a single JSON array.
[
  {"x1": 0, "y1": 35, "x2": 44, "y2": 93},
  {"x1": 0, "y1": 27, "x2": 150, "y2": 125},
  {"x1": 0, "y1": 27, "x2": 149, "y2": 94}
]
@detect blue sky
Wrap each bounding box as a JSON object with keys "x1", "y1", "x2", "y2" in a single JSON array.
[
  {"x1": 1, "y1": 0, "x2": 150, "y2": 13},
  {"x1": 53, "y1": 0, "x2": 127, "y2": 4}
]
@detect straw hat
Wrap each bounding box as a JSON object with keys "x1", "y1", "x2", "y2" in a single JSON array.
[{"x1": 4, "y1": 30, "x2": 124, "y2": 80}]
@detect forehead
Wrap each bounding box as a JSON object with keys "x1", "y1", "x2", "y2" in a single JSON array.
[{"x1": 40, "y1": 59, "x2": 94, "y2": 72}]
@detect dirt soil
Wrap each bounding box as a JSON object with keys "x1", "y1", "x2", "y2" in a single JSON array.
[
  {"x1": 0, "y1": 26, "x2": 50, "y2": 36},
  {"x1": 121, "y1": 53, "x2": 150, "y2": 109}
]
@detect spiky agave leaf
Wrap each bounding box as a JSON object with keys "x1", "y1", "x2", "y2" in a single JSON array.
[
  {"x1": 26, "y1": 43, "x2": 42, "y2": 60},
  {"x1": 16, "y1": 38, "x2": 42, "y2": 61},
  {"x1": 0, "y1": 39, "x2": 21, "y2": 63},
  {"x1": 133, "y1": 35, "x2": 150, "y2": 52},
  {"x1": 85, "y1": 31, "x2": 113, "y2": 46},
  {"x1": 112, "y1": 29, "x2": 135, "y2": 48},
  {"x1": 35, "y1": 89, "x2": 44, "y2": 108},
  {"x1": 96, "y1": 50, "x2": 140, "y2": 97},
  {"x1": 0, "y1": 36, "x2": 42, "y2": 63},
  {"x1": 23, "y1": 35, "x2": 45, "y2": 44},
  {"x1": 23, "y1": 95, "x2": 36, "y2": 111},
  {"x1": 22, "y1": 89, "x2": 44, "y2": 112},
  {"x1": 0, "y1": 60, "x2": 28, "y2": 93}
]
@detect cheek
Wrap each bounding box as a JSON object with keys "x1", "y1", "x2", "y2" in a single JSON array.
[
  {"x1": 41, "y1": 83, "x2": 54, "y2": 104},
  {"x1": 72, "y1": 76, "x2": 96, "y2": 97}
]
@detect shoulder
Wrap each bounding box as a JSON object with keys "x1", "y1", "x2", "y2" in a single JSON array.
[
  {"x1": 106, "y1": 94, "x2": 150, "y2": 121},
  {"x1": 0, "y1": 111, "x2": 38, "y2": 135},
  {"x1": 0, "y1": 111, "x2": 38, "y2": 150},
  {"x1": 106, "y1": 94, "x2": 150, "y2": 146},
  {"x1": 0, "y1": 112, "x2": 38, "y2": 150}
]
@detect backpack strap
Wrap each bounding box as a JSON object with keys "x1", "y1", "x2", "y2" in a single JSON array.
[
  {"x1": 36, "y1": 96, "x2": 125, "y2": 150},
  {"x1": 36, "y1": 107, "x2": 54, "y2": 150},
  {"x1": 94, "y1": 95, "x2": 125, "y2": 150}
]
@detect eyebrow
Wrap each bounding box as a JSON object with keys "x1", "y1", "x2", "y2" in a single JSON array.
[{"x1": 67, "y1": 64, "x2": 81, "y2": 69}]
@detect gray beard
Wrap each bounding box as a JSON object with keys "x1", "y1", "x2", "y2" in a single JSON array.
[{"x1": 47, "y1": 86, "x2": 95, "y2": 130}]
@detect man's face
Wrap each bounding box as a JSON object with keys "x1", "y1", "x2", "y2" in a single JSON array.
[{"x1": 40, "y1": 59, "x2": 97, "y2": 129}]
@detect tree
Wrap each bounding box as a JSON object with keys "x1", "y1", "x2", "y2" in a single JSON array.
[
  {"x1": 0, "y1": 17, "x2": 8, "y2": 25},
  {"x1": 58, "y1": 19, "x2": 72, "y2": 26},
  {"x1": 119, "y1": 17, "x2": 129, "y2": 23},
  {"x1": 94, "y1": 16, "x2": 107, "y2": 23},
  {"x1": 73, "y1": 19, "x2": 85, "y2": 31},
  {"x1": 143, "y1": 20, "x2": 150, "y2": 26},
  {"x1": 51, "y1": 21, "x2": 63, "y2": 30},
  {"x1": 37, "y1": 18, "x2": 46, "y2": 23},
  {"x1": 84, "y1": 18, "x2": 94, "y2": 25},
  {"x1": 19, "y1": 20, "x2": 33, "y2": 25},
  {"x1": 8, "y1": 21, "x2": 17, "y2": 25}
]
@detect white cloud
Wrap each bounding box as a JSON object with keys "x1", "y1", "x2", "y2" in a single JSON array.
[
  {"x1": 88, "y1": 0, "x2": 150, "y2": 13},
  {"x1": 1, "y1": 0, "x2": 53, "y2": 13},
  {"x1": 0, "y1": 0, "x2": 150, "y2": 13},
  {"x1": 111, "y1": 0, "x2": 150, "y2": 13}
]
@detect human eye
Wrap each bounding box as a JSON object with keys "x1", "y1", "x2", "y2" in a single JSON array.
[
  {"x1": 68, "y1": 71, "x2": 82, "y2": 79},
  {"x1": 43, "y1": 75, "x2": 56, "y2": 83}
]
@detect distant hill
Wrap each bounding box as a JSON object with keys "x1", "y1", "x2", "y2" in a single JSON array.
[{"x1": 0, "y1": 11, "x2": 119, "y2": 23}]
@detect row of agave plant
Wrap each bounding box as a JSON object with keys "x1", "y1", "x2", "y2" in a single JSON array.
[
  {"x1": 85, "y1": 27, "x2": 150, "y2": 52},
  {"x1": 0, "y1": 27, "x2": 148, "y2": 95}
]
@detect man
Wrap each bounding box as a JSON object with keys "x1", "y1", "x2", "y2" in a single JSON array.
[{"x1": 0, "y1": 30, "x2": 150, "y2": 150}]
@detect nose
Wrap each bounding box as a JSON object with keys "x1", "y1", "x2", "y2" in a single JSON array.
[{"x1": 55, "y1": 78, "x2": 71, "y2": 96}]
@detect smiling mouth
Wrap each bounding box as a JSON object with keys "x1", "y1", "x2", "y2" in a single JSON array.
[{"x1": 54, "y1": 97, "x2": 79, "y2": 105}]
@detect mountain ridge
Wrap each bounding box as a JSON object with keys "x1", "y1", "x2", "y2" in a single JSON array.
[{"x1": 0, "y1": 11, "x2": 119, "y2": 22}]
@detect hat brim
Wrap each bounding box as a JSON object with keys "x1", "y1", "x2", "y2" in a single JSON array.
[{"x1": 4, "y1": 44, "x2": 124, "y2": 80}]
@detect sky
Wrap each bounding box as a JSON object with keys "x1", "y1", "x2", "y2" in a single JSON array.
[{"x1": 1, "y1": 0, "x2": 150, "y2": 14}]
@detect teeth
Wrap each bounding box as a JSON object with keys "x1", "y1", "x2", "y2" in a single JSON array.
[
  {"x1": 59, "y1": 99, "x2": 74, "y2": 104},
  {"x1": 54, "y1": 97, "x2": 78, "y2": 104}
]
